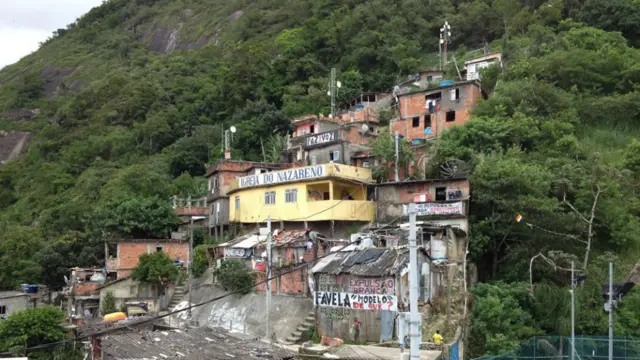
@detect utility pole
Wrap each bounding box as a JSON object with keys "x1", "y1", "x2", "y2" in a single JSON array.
[
  {"x1": 408, "y1": 203, "x2": 420, "y2": 360},
  {"x1": 328, "y1": 68, "x2": 341, "y2": 117},
  {"x1": 571, "y1": 261, "x2": 575, "y2": 360},
  {"x1": 187, "y1": 215, "x2": 194, "y2": 321},
  {"x1": 609, "y1": 262, "x2": 613, "y2": 360},
  {"x1": 266, "y1": 216, "x2": 272, "y2": 342},
  {"x1": 394, "y1": 131, "x2": 400, "y2": 182},
  {"x1": 440, "y1": 21, "x2": 451, "y2": 68}
]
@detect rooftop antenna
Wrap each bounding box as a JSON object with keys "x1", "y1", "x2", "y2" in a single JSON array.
[
  {"x1": 440, "y1": 21, "x2": 451, "y2": 70},
  {"x1": 327, "y1": 68, "x2": 341, "y2": 118}
]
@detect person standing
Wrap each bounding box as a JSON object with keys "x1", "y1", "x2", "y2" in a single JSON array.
[
  {"x1": 433, "y1": 330, "x2": 443, "y2": 348},
  {"x1": 353, "y1": 318, "x2": 361, "y2": 342}
]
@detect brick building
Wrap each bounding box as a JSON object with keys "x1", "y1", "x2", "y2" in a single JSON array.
[
  {"x1": 61, "y1": 268, "x2": 105, "y2": 325},
  {"x1": 282, "y1": 111, "x2": 379, "y2": 168},
  {"x1": 391, "y1": 80, "x2": 482, "y2": 143},
  {"x1": 253, "y1": 229, "x2": 326, "y2": 295},
  {"x1": 205, "y1": 160, "x2": 283, "y2": 238},
  {"x1": 105, "y1": 239, "x2": 190, "y2": 279}
]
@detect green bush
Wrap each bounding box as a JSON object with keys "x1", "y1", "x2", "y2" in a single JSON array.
[
  {"x1": 216, "y1": 260, "x2": 255, "y2": 294},
  {"x1": 192, "y1": 245, "x2": 209, "y2": 278},
  {"x1": 101, "y1": 291, "x2": 118, "y2": 315}
]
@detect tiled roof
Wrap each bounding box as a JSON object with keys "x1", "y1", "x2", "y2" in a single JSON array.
[{"x1": 101, "y1": 327, "x2": 295, "y2": 360}]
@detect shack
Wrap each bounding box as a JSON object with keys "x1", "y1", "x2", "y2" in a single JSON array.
[{"x1": 311, "y1": 247, "x2": 430, "y2": 342}]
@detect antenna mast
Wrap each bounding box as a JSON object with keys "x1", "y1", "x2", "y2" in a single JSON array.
[{"x1": 440, "y1": 21, "x2": 451, "y2": 69}]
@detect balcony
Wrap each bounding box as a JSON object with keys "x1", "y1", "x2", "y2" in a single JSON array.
[
  {"x1": 230, "y1": 199, "x2": 374, "y2": 223},
  {"x1": 306, "y1": 200, "x2": 374, "y2": 221}
]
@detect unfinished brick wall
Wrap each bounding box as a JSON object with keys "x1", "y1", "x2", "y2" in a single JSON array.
[
  {"x1": 112, "y1": 241, "x2": 190, "y2": 279},
  {"x1": 74, "y1": 282, "x2": 100, "y2": 296},
  {"x1": 392, "y1": 82, "x2": 481, "y2": 142}
]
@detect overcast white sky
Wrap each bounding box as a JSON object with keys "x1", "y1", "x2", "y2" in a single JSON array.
[{"x1": 0, "y1": 0, "x2": 104, "y2": 69}]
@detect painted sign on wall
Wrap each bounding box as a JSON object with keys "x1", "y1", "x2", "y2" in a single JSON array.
[
  {"x1": 225, "y1": 248, "x2": 246, "y2": 258},
  {"x1": 403, "y1": 201, "x2": 463, "y2": 216},
  {"x1": 315, "y1": 291, "x2": 398, "y2": 311},
  {"x1": 348, "y1": 277, "x2": 395, "y2": 295},
  {"x1": 305, "y1": 130, "x2": 339, "y2": 148},
  {"x1": 238, "y1": 165, "x2": 325, "y2": 188}
]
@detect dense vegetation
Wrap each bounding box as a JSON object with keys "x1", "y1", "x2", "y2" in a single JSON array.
[{"x1": 0, "y1": 0, "x2": 639, "y2": 355}]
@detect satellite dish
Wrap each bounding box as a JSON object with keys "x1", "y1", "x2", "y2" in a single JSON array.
[
  {"x1": 361, "y1": 124, "x2": 369, "y2": 133},
  {"x1": 230, "y1": 126, "x2": 236, "y2": 133},
  {"x1": 337, "y1": 81, "x2": 342, "y2": 88},
  {"x1": 440, "y1": 159, "x2": 471, "y2": 178}
]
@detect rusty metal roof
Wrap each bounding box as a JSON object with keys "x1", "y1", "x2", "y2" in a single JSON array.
[
  {"x1": 311, "y1": 248, "x2": 413, "y2": 277},
  {"x1": 269, "y1": 229, "x2": 310, "y2": 248}
]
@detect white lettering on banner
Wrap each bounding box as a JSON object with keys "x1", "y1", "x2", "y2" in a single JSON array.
[
  {"x1": 238, "y1": 165, "x2": 325, "y2": 188},
  {"x1": 314, "y1": 291, "x2": 398, "y2": 311},
  {"x1": 403, "y1": 201, "x2": 463, "y2": 216},
  {"x1": 225, "y1": 248, "x2": 245, "y2": 258},
  {"x1": 305, "y1": 130, "x2": 339, "y2": 148}
]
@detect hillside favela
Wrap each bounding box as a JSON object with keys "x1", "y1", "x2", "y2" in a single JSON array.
[{"x1": 1, "y1": 0, "x2": 640, "y2": 359}]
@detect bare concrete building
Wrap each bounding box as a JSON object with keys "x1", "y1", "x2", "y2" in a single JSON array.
[{"x1": 0, "y1": 291, "x2": 29, "y2": 319}]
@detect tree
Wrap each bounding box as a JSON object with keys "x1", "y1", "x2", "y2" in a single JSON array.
[
  {"x1": 0, "y1": 307, "x2": 68, "y2": 352},
  {"x1": 469, "y1": 282, "x2": 541, "y2": 357},
  {"x1": 216, "y1": 260, "x2": 254, "y2": 294},
  {"x1": 92, "y1": 196, "x2": 180, "y2": 238},
  {"x1": 101, "y1": 291, "x2": 118, "y2": 315},
  {"x1": 192, "y1": 245, "x2": 209, "y2": 278},
  {"x1": 370, "y1": 129, "x2": 415, "y2": 182},
  {"x1": 0, "y1": 225, "x2": 45, "y2": 289},
  {"x1": 131, "y1": 251, "x2": 180, "y2": 288}
]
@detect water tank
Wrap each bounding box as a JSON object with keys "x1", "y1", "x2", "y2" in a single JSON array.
[
  {"x1": 439, "y1": 80, "x2": 454, "y2": 87},
  {"x1": 25, "y1": 285, "x2": 39, "y2": 294}
]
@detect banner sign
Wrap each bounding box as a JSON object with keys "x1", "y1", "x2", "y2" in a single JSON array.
[
  {"x1": 314, "y1": 291, "x2": 398, "y2": 311},
  {"x1": 403, "y1": 201, "x2": 463, "y2": 216},
  {"x1": 238, "y1": 165, "x2": 325, "y2": 188},
  {"x1": 225, "y1": 248, "x2": 246, "y2": 258},
  {"x1": 305, "y1": 130, "x2": 339, "y2": 148}
]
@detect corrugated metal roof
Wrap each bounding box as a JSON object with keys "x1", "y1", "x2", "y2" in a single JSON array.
[
  {"x1": 230, "y1": 234, "x2": 267, "y2": 249},
  {"x1": 102, "y1": 327, "x2": 294, "y2": 360},
  {"x1": 312, "y1": 248, "x2": 411, "y2": 277}
]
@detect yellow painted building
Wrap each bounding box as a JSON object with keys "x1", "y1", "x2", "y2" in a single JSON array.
[{"x1": 227, "y1": 163, "x2": 375, "y2": 223}]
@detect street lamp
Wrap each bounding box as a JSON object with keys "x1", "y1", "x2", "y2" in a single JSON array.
[{"x1": 224, "y1": 125, "x2": 237, "y2": 160}]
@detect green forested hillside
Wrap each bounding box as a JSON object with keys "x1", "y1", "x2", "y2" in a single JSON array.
[{"x1": 1, "y1": 0, "x2": 640, "y2": 355}]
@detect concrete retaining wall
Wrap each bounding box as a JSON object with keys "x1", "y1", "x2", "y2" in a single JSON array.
[{"x1": 168, "y1": 273, "x2": 313, "y2": 341}]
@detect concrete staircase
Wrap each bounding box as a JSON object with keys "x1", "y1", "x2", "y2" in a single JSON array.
[
  {"x1": 168, "y1": 285, "x2": 186, "y2": 310},
  {"x1": 283, "y1": 311, "x2": 316, "y2": 344}
]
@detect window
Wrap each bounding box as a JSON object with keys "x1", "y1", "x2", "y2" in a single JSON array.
[
  {"x1": 435, "y1": 187, "x2": 447, "y2": 201},
  {"x1": 426, "y1": 75, "x2": 433, "y2": 82},
  {"x1": 235, "y1": 196, "x2": 240, "y2": 210},
  {"x1": 412, "y1": 116, "x2": 420, "y2": 127},
  {"x1": 264, "y1": 191, "x2": 276, "y2": 205},
  {"x1": 363, "y1": 160, "x2": 370, "y2": 168},
  {"x1": 213, "y1": 176, "x2": 219, "y2": 192},
  {"x1": 129, "y1": 285, "x2": 137, "y2": 295},
  {"x1": 0, "y1": 305, "x2": 6, "y2": 315},
  {"x1": 446, "y1": 111, "x2": 456, "y2": 122},
  {"x1": 156, "y1": 247, "x2": 163, "y2": 252},
  {"x1": 450, "y1": 88, "x2": 460, "y2": 101},
  {"x1": 310, "y1": 125, "x2": 315, "y2": 134},
  {"x1": 285, "y1": 189, "x2": 297, "y2": 203},
  {"x1": 424, "y1": 114, "x2": 431, "y2": 128},
  {"x1": 329, "y1": 150, "x2": 340, "y2": 161},
  {"x1": 301, "y1": 129, "x2": 307, "y2": 136}
]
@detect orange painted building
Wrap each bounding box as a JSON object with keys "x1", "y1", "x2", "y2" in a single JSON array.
[
  {"x1": 391, "y1": 80, "x2": 483, "y2": 143},
  {"x1": 105, "y1": 239, "x2": 190, "y2": 279}
]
